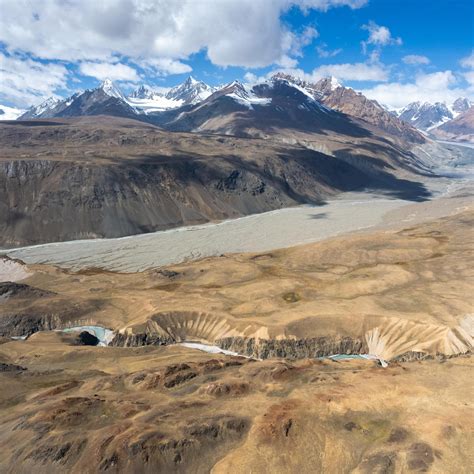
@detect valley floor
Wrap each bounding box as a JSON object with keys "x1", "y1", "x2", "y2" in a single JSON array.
[{"x1": 5, "y1": 173, "x2": 473, "y2": 273}]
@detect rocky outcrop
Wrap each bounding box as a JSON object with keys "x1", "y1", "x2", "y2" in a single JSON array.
[
  {"x1": 0, "y1": 362, "x2": 27, "y2": 372},
  {"x1": 108, "y1": 310, "x2": 272, "y2": 349},
  {"x1": 0, "y1": 295, "x2": 104, "y2": 338},
  {"x1": 392, "y1": 351, "x2": 434, "y2": 362},
  {"x1": 0, "y1": 282, "x2": 55, "y2": 300},
  {"x1": 109, "y1": 332, "x2": 175, "y2": 347},
  {"x1": 393, "y1": 351, "x2": 472, "y2": 362},
  {"x1": 216, "y1": 336, "x2": 367, "y2": 359},
  {"x1": 0, "y1": 313, "x2": 63, "y2": 338}
]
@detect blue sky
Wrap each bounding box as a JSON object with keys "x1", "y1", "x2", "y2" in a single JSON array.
[{"x1": 0, "y1": 0, "x2": 473, "y2": 109}]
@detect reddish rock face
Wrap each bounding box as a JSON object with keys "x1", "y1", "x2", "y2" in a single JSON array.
[{"x1": 314, "y1": 77, "x2": 425, "y2": 143}]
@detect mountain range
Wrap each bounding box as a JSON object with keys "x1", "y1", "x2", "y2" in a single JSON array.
[
  {"x1": 11, "y1": 74, "x2": 427, "y2": 145},
  {"x1": 3, "y1": 74, "x2": 472, "y2": 143}
]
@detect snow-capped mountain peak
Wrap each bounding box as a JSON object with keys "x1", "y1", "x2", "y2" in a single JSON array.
[
  {"x1": 268, "y1": 74, "x2": 323, "y2": 104},
  {"x1": 223, "y1": 80, "x2": 247, "y2": 96},
  {"x1": 99, "y1": 79, "x2": 125, "y2": 99},
  {"x1": 18, "y1": 97, "x2": 62, "y2": 120},
  {"x1": 165, "y1": 76, "x2": 214, "y2": 105},
  {"x1": 328, "y1": 76, "x2": 342, "y2": 91},
  {"x1": 35, "y1": 97, "x2": 60, "y2": 113},
  {"x1": 186, "y1": 76, "x2": 200, "y2": 85},
  {"x1": 398, "y1": 101, "x2": 453, "y2": 130},
  {"x1": 216, "y1": 80, "x2": 271, "y2": 109}
]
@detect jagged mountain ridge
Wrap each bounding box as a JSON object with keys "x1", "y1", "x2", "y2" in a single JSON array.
[
  {"x1": 279, "y1": 74, "x2": 424, "y2": 143},
  {"x1": 399, "y1": 101, "x2": 453, "y2": 131},
  {"x1": 149, "y1": 75, "x2": 425, "y2": 145},
  {"x1": 129, "y1": 85, "x2": 160, "y2": 100},
  {"x1": 158, "y1": 76, "x2": 360, "y2": 138},
  {"x1": 165, "y1": 76, "x2": 215, "y2": 104},
  {"x1": 19, "y1": 80, "x2": 136, "y2": 120}
]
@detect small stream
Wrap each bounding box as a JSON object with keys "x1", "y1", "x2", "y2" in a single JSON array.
[
  {"x1": 323, "y1": 353, "x2": 388, "y2": 367},
  {"x1": 177, "y1": 342, "x2": 243, "y2": 357},
  {"x1": 9, "y1": 327, "x2": 388, "y2": 366}
]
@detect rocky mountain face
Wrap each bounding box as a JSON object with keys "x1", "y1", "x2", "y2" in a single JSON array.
[
  {"x1": 156, "y1": 76, "x2": 340, "y2": 136},
  {"x1": 313, "y1": 76, "x2": 425, "y2": 143},
  {"x1": 398, "y1": 101, "x2": 453, "y2": 130},
  {"x1": 129, "y1": 84, "x2": 158, "y2": 99},
  {"x1": 0, "y1": 115, "x2": 430, "y2": 247},
  {"x1": 57, "y1": 90, "x2": 137, "y2": 119},
  {"x1": 19, "y1": 97, "x2": 68, "y2": 120},
  {"x1": 98, "y1": 78, "x2": 125, "y2": 99},
  {"x1": 1, "y1": 74, "x2": 449, "y2": 248},
  {"x1": 452, "y1": 97, "x2": 472, "y2": 114}
]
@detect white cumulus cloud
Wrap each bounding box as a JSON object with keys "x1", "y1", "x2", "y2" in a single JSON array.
[
  {"x1": 361, "y1": 21, "x2": 402, "y2": 54},
  {"x1": 0, "y1": 0, "x2": 371, "y2": 105},
  {"x1": 402, "y1": 55, "x2": 430, "y2": 65},
  {"x1": 310, "y1": 62, "x2": 388, "y2": 81},
  {"x1": 316, "y1": 43, "x2": 342, "y2": 58},
  {"x1": 79, "y1": 61, "x2": 141, "y2": 82},
  {"x1": 359, "y1": 71, "x2": 472, "y2": 109},
  {"x1": 463, "y1": 71, "x2": 474, "y2": 86},
  {"x1": 460, "y1": 51, "x2": 474, "y2": 69},
  {"x1": 0, "y1": 0, "x2": 366, "y2": 69},
  {"x1": 0, "y1": 53, "x2": 69, "y2": 107},
  {"x1": 266, "y1": 60, "x2": 388, "y2": 84},
  {"x1": 143, "y1": 58, "x2": 193, "y2": 75}
]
